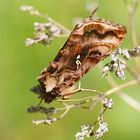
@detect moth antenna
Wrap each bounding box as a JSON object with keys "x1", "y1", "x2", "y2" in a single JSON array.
[
  {"x1": 83, "y1": 7, "x2": 99, "y2": 22},
  {"x1": 90, "y1": 6, "x2": 99, "y2": 20}
]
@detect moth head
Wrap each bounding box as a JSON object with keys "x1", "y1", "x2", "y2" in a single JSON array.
[{"x1": 73, "y1": 18, "x2": 127, "y2": 50}]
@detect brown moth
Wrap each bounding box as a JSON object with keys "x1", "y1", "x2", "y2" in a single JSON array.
[{"x1": 32, "y1": 17, "x2": 127, "y2": 103}]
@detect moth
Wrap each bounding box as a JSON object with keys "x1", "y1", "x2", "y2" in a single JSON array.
[{"x1": 32, "y1": 16, "x2": 127, "y2": 103}]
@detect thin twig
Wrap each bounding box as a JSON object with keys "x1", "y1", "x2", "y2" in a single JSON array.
[
  {"x1": 81, "y1": 88, "x2": 102, "y2": 95},
  {"x1": 93, "y1": 108, "x2": 107, "y2": 126},
  {"x1": 58, "y1": 103, "x2": 74, "y2": 119},
  {"x1": 61, "y1": 87, "x2": 102, "y2": 97},
  {"x1": 57, "y1": 95, "x2": 96, "y2": 102},
  {"x1": 104, "y1": 80, "x2": 138, "y2": 96},
  {"x1": 58, "y1": 79, "x2": 139, "y2": 117}
]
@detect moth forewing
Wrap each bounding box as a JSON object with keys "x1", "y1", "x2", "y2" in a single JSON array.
[{"x1": 35, "y1": 18, "x2": 126, "y2": 103}]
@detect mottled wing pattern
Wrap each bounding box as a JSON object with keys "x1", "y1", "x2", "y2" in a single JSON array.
[{"x1": 32, "y1": 18, "x2": 127, "y2": 103}]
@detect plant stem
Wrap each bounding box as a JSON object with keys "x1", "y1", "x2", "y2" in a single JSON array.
[
  {"x1": 126, "y1": 1, "x2": 140, "y2": 73},
  {"x1": 47, "y1": 17, "x2": 71, "y2": 34},
  {"x1": 104, "y1": 79, "x2": 138, "y2": 96}
]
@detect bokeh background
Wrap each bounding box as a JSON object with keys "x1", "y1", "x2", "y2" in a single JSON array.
[{"x1": 0, "y1": 0, "x2": 140, "y2": 140}]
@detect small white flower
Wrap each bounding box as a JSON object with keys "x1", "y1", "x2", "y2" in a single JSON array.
[
  {"x1": 75, "y1": 125, "x2": 93, "y2": 140},
  {"x1": 116, "y1": 68, "x2": 125, "y2": 79},
  {"x1": 117, "y1": 48, "x2": 122, "y2": 54},
  {"x1": 122, "y1": 49, "x2": 131, "y2": 59},
  {"x1": 45, "y1": 22, "x2": 53, "y2": 28},
  {"x1": 102, "y1": 66, "x2": 110, "y2": 76},
  {"x1": 75, "y1": 132, "x2": 84, "y2": 140},
  {"x1": 20, "y1": 5, "x2": 40, "y2": 16},
  {"x1": 99, "y1": 122, "x2": 108, "y2": 133},
  {"x1": 95, "y1": 121, "x2": 108, "y2": 139},
  {"x1": 103, "y1": 98, "x2": 113, "y2": 109},
  {"x1": 135, "y1": 46, "x2": 140, "y2": 56},
  {"x1": 25, "y1": 38, "x2": 35, "y2": 46},
  {"x1": 32, "y1": 118, "x2": 57, "y2": 125},
  {"x1": 50, "y1": 25, "x2": 61, "y2": 36},
  {"x1": 111, "y1": 49, "x2": 122, "y2": 61},
  {"x1": 33, "y1": 119, "x2": 52, "y2": 125},
  {"x1": 81, "y1": 125, "x2": 89, "y2": 131},
  {"x1": 43, "y1": 119, "x2": 52, "y2": 124},
  {"x1": 113, "y1": 63, "x2": 118, "y2": 69},
  {"x1": 34, "y1": 22, "x2": 45, "y2": 31},
  {"x1": 51, "y1": 118, "x2": 57, "y2": 122},
  {"x1": 36, "y1": 32, "x2": 48, "y2": 41},
  {"x1": 111, "y1": 53, "x2": 117, "y2": 62},
  {"x1": 118, "y1": 59, "x2": 126, "y2": 69},
  {"x1": 20, "y1": 5, "x2": 34, "y2": 11},
  {"x1": 32, "y1": 120, "x2": 42, "y2": 125}
]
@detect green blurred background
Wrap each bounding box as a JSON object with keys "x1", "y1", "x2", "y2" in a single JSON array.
[{"x1": 0, "y1": 0, "x2": 140, "y2": 140}]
